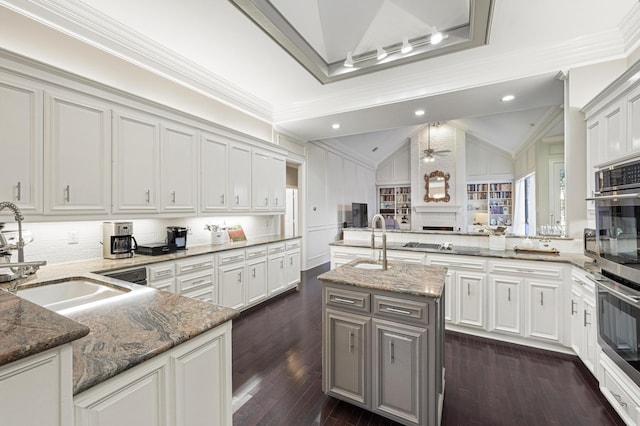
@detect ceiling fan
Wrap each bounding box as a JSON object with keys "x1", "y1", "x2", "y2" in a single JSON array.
[{"x1": 421, "y1": 122, "x2": 451, "y2": 162}]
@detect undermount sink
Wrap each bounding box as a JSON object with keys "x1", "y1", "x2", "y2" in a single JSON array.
[
  {"x1": 402, "y1": 242, "x2": 441, "y2": 249},
  {"x1": 17, "y1": 279, "x2": 129, "y2": 312},
  {"x1": 354, "y1": 263, "x2": 386, "y2": 270}
]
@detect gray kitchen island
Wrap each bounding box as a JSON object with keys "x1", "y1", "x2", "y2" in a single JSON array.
[{"x1": 318, "y1": 259, "x2": 446, "y2": 426}]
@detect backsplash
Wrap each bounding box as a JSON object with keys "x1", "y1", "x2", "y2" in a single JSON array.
[{"x1": 2, "y1": 216, "x2": 280, "y2": 265}]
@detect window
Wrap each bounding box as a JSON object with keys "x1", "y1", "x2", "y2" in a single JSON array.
[{"x1": 514, "y1": 173, "x2": 536, "y2": 236}]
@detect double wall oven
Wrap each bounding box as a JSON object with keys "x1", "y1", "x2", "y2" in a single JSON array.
[{"x1": 590, "y1": 159, "x2": 640, "y2": 386}]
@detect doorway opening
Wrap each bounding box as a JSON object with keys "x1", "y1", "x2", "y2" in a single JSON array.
[{"x1": 283, "y1": 164, "x2": 299, "y2": 238}]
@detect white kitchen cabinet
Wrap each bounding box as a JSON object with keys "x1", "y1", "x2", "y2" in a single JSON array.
[
  {"x1": 628, "y1": 85, "x2": 640, "y2": 153},
  {"x1": 586, "y1": 117, "x2": 600, "y2": 219},
  {"x1": 246, "y1": 246, "x2": 268, "y2": 306},
  {"x1": 0, "y1": 345, "x2": 73, "y2": 426},
  {"x1": 268, "y1": 242, "x2": 286, "y2": 295},
  {"x1": 0, "y1": 75, "x2": 42, "y2": 213},
  {"x1": 112, "y1": 111, "x2": 160, "y2": 213},
  {"x1": 489, "y1": 275, "x2": 523, "y2": 336},
  {"x1": 600, "y1": 353, "x2": 640, "y2": 426},
  {"x1": 200, "y1": 132, "x2": 229, "y2": 212},
  {"x1": 457, "y1": 272, "x2": 486, "y2": 329},
  {"x1": 570, "y1": 268, "x2": 598, "y2": 374},
  {"x1": 175, "y1": 255, "x2": 216, "y2": 302},
  {"x1": 44, "y1": 91, "x2": 111, "y2": 215},
  {"x1": 219, "y1": 249, "x2": 246, "y2": 310},
  {"x1": 331, "y1": 246, "x2": 373, "y2": 269},
  {"x1": 160, "y1": 123, "x2": 198, "y2": 213},
  {"x1": 75, "y1": 323, "x2": 232, "y2": 426},
  {"x1": 603, "y1": 103, "x2": 626, "y2": 161},
  {"x1": 442, "y1": 269, "x2": 455, "y2": 323},
  {"x1": 285, "y1": 239, "x2": 301, "y2": 288},
  {"x1": 252, "y1": 149, "x2": 286, "y2": 212},
  {"x1": 526, "y1": 280, "x2": 561, "y2": 343},
  {"x1": 229, "y1": 142, "x2": 251, "y2": 211}
]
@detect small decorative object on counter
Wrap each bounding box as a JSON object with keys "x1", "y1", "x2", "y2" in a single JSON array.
[
  {"x1": 227, "y1": 224, "x2": 247, "y2": 242},
  {"x1": 205, "y1": 224, "x2": 229, "y2": 245}
]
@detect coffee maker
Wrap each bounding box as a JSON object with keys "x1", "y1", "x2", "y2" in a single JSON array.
[
  {"x1": 103, "y1": 221, "x2": 137, "y2": 259},
  {"x1": 167, "y1": 226, "x2": 188, "y2": 250}
]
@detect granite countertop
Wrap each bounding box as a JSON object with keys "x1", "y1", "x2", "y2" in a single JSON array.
[
  {"x1": 343, "y1": 227, "x2": 574, "y2": 240},
  {"x1": 318, "y1": 259, "x2": 446, "y2": 298},
  {"x1": 331, "y1": 240, "x2": 596, "y2": 270}
]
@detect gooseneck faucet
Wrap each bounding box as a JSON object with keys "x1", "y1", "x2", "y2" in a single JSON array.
[
  {"x1": 0, "y1": 201, "x2": 46, "y2": 292},
  {"x1": 370, "y1": 214, "x2": 388, "y2": 271}
]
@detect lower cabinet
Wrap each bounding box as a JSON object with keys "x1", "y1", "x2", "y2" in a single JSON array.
[
  {"x1": 526, "y1": 280, "x2": 561, "y2": 342},
  {"x1": 0, "y1": 345, "x2": 74, "y2": 426},
  {"x1": 570, "y1": 268, "x2": 598, "y2": 374},
  {"x1": 490, "y1": 275, "x2": 522, "y2": 335},
  {"x1": 322, "y1": 283, "x2": 442, "y2": 426},
  {"x1": 74, "y1": 322, "x2": 232, "y2": 426},
  {"x1": 246, "y1": 247, "x2": 268, "y2": 306},
  {"x1": 600, "y1": 353, "x2": 640, "y2": 426},
  {"x1": 456, "y1": 272, "x2": 486, "y2": 329},
  {"x1": 219, "y1": 249, "x2": 246, "y2": 310},
  {"x1": 268, "y1": 243, "x2": 287, "y2": 295}
]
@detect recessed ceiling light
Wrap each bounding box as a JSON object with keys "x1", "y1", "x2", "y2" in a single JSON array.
[
  {"x1": 501, "y1": 94, "x2": 515, "y2": 102},
  {"x1": 332, "y1": 123, "x2": 340, "y2": 129},
  {"x1": 415, "y1": 109, "x2": 425, "y2": 116}
]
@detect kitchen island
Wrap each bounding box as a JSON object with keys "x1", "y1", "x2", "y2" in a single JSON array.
[{"x1": 318, "y1": 259, "x2": 446, "y2": 426}]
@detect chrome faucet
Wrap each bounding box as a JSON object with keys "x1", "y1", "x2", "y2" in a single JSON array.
[
  {"x1": 370, "y1": 214, "x2": 388, "y2": 271},
  {"x1": 0, "y1": 201, "x2": 46, "y2": 292}
]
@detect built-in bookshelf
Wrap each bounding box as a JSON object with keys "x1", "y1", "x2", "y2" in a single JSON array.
[
  {"x1": 466, "y1": 182, "x2": 513, "y2": 230},
  {"x1": 378, "y1": 186, "x2": 411, "y2": 229}
]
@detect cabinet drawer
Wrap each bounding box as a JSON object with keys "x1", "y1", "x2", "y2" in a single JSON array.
[
  {"x1": 268, "y1": 243, "x2": 286, "y2": 255},
  {"x1": 373, "y1": 295, "x2": 429, "y2": 326},
  {"x1": 286, "y1": 240, "x2": 301, "y2": 251},
  {"x1": 150, "y1": 278, "x2": 175, "y2": 294},
  {"x1": 148, "y1": 263, "x2": 175, "y2": 282},
  {"x1": 428, "y1": 255, "x2": 485, "y2": 271},
  {"x1": 571, "y1": 269, "x2": 596, "y2": 299},
  {"x1": 490, "y1": 261, "x2": 563, "y2": 279},
  {"x1": 218, "y1": 249, "x2": 245, "y2": 265},
  {"x1": 601, "y1": 357, "x2": 640, "y2": 425},
  {"x1": 246, "y1": 246, "x2": 267, "y2": 259},
  {"x1": 175, "y1": 256, "x2": 215, "y2": 275},
  {"x1": 182, "y1": 285, "x2": 217, "y2": 304},
  {"x1": 325, "y1": 286, "x2": 370, "y2": 313},
  {"x1": 177, "y1": 271, "x2": 214, "y2": 293}
]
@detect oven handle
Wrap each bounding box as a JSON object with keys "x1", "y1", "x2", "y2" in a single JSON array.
[
  {"x1": 597, "y1": 279, "x2": 640, "y2": 306},
  {"x1": 586, "y1": 193, "x2": 640, "y2": 201}
]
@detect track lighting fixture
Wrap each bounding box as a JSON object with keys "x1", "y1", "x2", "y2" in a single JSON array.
[
  {"x1": 376, "y1": 47, "x2": 388, "y2": 60},
  {"x1": 344, "y1": 52, "x2": 354, "y2": 68},
  {"x1": 401, "y1": 37, "x2": 413, "y2": 54},
  {"x1": 430, "y1": 28, "x2": 444, "y2": 45}
]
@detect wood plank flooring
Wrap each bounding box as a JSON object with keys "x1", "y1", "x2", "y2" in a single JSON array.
[{"x1": 232, "y1": 263, "x2": 624, "y2": 425}]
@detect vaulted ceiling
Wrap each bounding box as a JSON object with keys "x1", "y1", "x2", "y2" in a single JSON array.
[{"x1": 2, "y1": 0, "x2": 639, "y2": 166}]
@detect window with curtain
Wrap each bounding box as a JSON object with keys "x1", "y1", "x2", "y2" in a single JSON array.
[{"x1": 514, "y1": 173, "x2": 536, "y2": 236}]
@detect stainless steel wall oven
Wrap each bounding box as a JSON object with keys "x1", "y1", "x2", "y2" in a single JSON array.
[{"x1": 591, "y1": 159, "x2": 640, "y2": 385}]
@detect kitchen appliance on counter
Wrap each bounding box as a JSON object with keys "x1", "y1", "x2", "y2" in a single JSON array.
[
  {"x1": 351, "y1": 203, "x2": 368, "y2": 228},
  {"x1": 167, "y1": 226, "x2": 187, "y2": 250},
  {"x1": 588, "y1": 160, "x2": 640, "y2": 386},
  {"x1": 135, "y1": 242, "x2": 176, "y2": 256},
  {"x1": 205, "y1": 224, "x2": 228, "y2": 245},
  {"x1": 103, "y1": 221, "x2": 137, "y2": 259}
]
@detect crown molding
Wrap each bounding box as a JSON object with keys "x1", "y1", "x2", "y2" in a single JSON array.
[
  {"x1": 0, "y1": 0, "x2": 274, "y2": 122},
  {"x1": 619, "y1": 3, "x2": 640, "y2": 54}
]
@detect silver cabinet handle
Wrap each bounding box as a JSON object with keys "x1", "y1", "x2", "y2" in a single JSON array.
[
  {"x1": 280, "y1": 260, "x2": 284, "y2": 268},
  {"x1": 275, "y1": 197, "x2": 279, "y2": 206},
  {"x1": 171, "y1": 191, "x2": 176, "y2": 203},
  {"x1": 584, "y1": 309, "x2": 591, "y2": 326},
  {"x1": 571, "y1": 300, "x2": 577, "y2": 315},
  {"x1": 252, "y1": 268, "x2": 256, "y2": 278},
  {"x1": 290, "y1": 257, "x2": 293, "y2": 265},
  {"x1": 157, "y1": 270, "x2": 172, "y2": 277},
  {"x1": 385, "y1": 307, "x2": 412, "y2": 316},
  {"x1": 612, "y1": 392, "x2": 628, "y2": 408},
  {"x1": 467, "y1": 283, "x2": 470, "y2": 296},
  {"x1": 146, "y1": 189, "x2": 151, "y2": 204},
  {"x1": 64, "y1": 185, "x2": 70, "y2": 202},
  {"x1": 191, "y1": 279, "x2": 206, "y2": 286},
  {"x1": 220, "y1": 194, "x2": 225, "y2": 205},
  {"x1": 390, "y1": 341, "x2": 395, "y2": 364},
  {"x1": 540, "y1": 291, "x2": 544, "y2": 306},
  {"x1": 235, "y1": 194, "x2": 240, "y2": 205},
  {"x1": 16, "y1": 181, "x2": 21, "y2": 201},
  {"x1": 508, "y1": 288, "x2": 511, "y2": 302},
  {"x1": 264, "y1": 196, "x2": 269, "y2": 206},
  {"x1": 349, "y1": 331, "x2": 354, "y2": 353},
  {"x1": 333, "y1": 297, "x2": 355, "y2": 305},
  {"x1": 572, "y1": 277, "x2": 585, "y2": 286},
  {"x1": 237, "y1": 271, "x2": 242, "y2": 283}
]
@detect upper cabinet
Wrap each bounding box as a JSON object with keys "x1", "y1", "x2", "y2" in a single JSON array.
[
  {"x1": 160, "y1": 123, "x2": 198, "y2": 213},
  {"x1": 201, "y1": 132, "x2": 230, "y2": 212},
  {"x1": 44, "y1": 91, "x2": 111, "y2": 215},
  {"x1": 112, "y1": 111, "x2": 161, "y2": 213},
  {"x1": 0, "y1": 75, "x2": 42, "y2": 214},
  {"x1": 376, "y1": 144, "x2": 410, "y2": 184},
  {"x1": 229, "y1": 142, "x2": 252, "y2": 211},
  {"x1": 252, "y1": 150, "x2": 286, "y2": 212}
]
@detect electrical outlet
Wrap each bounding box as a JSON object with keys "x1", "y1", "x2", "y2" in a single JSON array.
[{"x1": 68, "y1": 231, "x2": 79, "y2": 244}]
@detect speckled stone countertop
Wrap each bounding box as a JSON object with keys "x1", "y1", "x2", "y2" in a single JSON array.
[
  {"x1": 318, "y1": 259, "x2": 446, "y2": 298},
  {"x1": 331, "y1": 240, "x2": 596, "y2": 270},
  {"x1": 0, "y1": 291, "x2": 90, "y2": 365}
]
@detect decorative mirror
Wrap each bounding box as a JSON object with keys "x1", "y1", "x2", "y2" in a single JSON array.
[{"x1": 424, "y1": 171, "x2": 450, "y2": 202}]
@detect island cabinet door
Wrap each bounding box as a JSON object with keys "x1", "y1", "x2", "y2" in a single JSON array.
[
  {"x1": 325, "y1": 309, "x2": 370, "y2": 407},
  {"x1": 372, "y1": 320, "x2": 424, "y2": 426}
]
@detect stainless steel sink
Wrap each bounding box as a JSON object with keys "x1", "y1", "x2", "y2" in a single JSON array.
[
  {"x1": 354, "y1": 263, "x2": 387, "y2": 270},
  {"x1": 402, "y1": 242, "x2": 441, "y2": 249},
  {"x1": 18, "y1": 279, "x2": 129, "y2": 312}
]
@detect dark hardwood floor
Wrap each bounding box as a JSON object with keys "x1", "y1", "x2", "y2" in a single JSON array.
[{"x1": 232, "y1": 263, "x2": 624, "y2": 425}]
